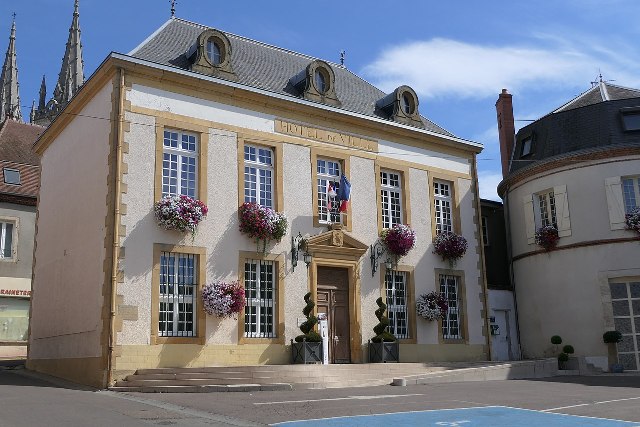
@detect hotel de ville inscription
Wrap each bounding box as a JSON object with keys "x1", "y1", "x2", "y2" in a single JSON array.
[{"x1": 275, "y1": 119, "x2": 378, "y2": 152}]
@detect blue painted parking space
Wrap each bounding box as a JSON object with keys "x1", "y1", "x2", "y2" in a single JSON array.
[{"x1": 273, "y1": 406, "x2": 640, "y2": 427}]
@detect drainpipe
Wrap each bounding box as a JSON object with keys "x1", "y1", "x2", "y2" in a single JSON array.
[
  {"x1": 502, "y1": 188, "x2": 524, "y2": 360},
  {"x1": 107, "y1": 68, "x2": 126, "y2": 387}
]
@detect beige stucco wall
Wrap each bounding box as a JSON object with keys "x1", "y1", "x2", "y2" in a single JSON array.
[
  {"x1": 506, "y1": 157, "x2": 640, "y2": 365},
  {"x1": 116, "y1": 83, "x2": 486, "y2": 368},
  {"x1": 0, "y1": 203, "x2": 36, "y2": 280},
  {"x1": 28, "y1": 81, "x2": 113, "y2": 360}
]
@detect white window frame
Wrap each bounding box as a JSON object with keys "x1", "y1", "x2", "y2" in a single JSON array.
[
  {"x1": 244, "y1": 144, "x2": 274, "y2": 208},
  {"x1": 609, "y1": 279, "x2": 640, "y2": 371},
  {"x1": 0, "y1": 219, "x2": 16, "y2": 260},
  {"x1": 380, "y1": 170, "x2": 403, "y2": 229},
  {"x1": 534, "y1": 190, "x2": 557, "y2": 229},
  {"x1": 434, "y1": 180, "x2": 453, "y2": 234},
  {"x1": 317, "y1": 157, "x2": 342, "y2": 224},
  {"x1": 622, "y1": 176, "x2": 640, "y2": 214},
  {"x1": 162, "y1": 129, "x2": 199, "y2": 199},
  {"x1": 481, "y1": 216, "x2": 489, "y2": 246},
  {"x1": 385, "y1": 270, "x2": 409, "y2": 339},
  {"x1": 440, "y1": 274, "x2": 462, "y2": 340},
  {"x1": 158, "y1": 251, "x2": 197, "y2": 337},
  {"x1": 244, "y1": 259, "x2": 277, "y2": 338}
]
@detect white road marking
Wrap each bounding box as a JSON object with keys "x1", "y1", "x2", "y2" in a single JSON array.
[
  {"x1": 541, "y1": 396, "x2": 640, "y2": 412},
  {"x1": 255, "y1": 393, "x2": 425, "y2": 405}
]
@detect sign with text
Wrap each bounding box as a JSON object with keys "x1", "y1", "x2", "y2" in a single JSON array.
[{"x1": 275, "y1": 119, "x2": 378, "y2": 152}]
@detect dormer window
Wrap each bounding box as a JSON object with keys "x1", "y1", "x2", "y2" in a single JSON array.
[
  {"x1": 206, "y1": 39, "x2": 222, "y2": 65},
  {"x1": 3, "y1": 168, "x2": 20, "y2": 185},
  {"x1": 289, "y1": 60, "x2": 341, "y2": 107},
  {"x1": 376, "y1": 86, "x2": 424, "y2": 128},
  {"x1": 521, "y1": 136, "x2": 533, "y2": 157},
  {"x1": 315, "y1": 69, "x2": 327, "y2": 94},
  {"x1": 621, "y1": 107, "x2": 640, "y2": 131},
  {"x1": 189, "y1": 29, "x2": 237, "y2": 81}
]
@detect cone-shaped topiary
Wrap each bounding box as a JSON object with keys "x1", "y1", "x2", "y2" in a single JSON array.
[
  {"x1": 294, "y1": 292, "x2": 322, "y2": 342},
  {"x1": 371, "y1": 297, "x2": 397, "y2": 343}
]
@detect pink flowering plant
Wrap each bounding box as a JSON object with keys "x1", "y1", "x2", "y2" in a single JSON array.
[
  {"x1": 433, "y1": 232, "x2": 468, "y2": 263},
  {"x1": 238, "y1": 202, "x2": 288, "y2": 250},
  {"x1": 380, "y1": 224, "x2": 416, "y2": 257},
  {"x1": 535, "y1": 225, "x2": 559, "y2": 251},
  {"x1": 154, "y1": 195, "x2": 208, "y2": 235},
  {"x1": 625, "y1": 207, "x2": 640, "y2": 233},
  {"x1": 201, "y1": 281, "x2": 245, "y2": 318},
  {"x1": 416, "y1": 291, "x2": 448, "y2": 321}
]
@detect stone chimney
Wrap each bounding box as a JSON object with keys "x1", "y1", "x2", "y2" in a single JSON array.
[{"x1": 496, "y1": 89, "x2": 515, "y2": 178}]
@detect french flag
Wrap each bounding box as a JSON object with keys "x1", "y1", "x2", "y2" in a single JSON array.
[{"x1": 337, "y1": 175, "x2": 351, "y2": 212}]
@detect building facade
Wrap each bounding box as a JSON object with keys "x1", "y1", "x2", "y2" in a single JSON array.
[
  {"x1": 28, "y1": 17, "x2": 489, "y2": 387},
  {"x1": 496, "y1": 84, "x2": 640, "y2": 371}
]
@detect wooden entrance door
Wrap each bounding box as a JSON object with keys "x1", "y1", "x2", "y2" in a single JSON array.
[{"x1": 316, "y1": 267, "x2": 351, "y2": 363}]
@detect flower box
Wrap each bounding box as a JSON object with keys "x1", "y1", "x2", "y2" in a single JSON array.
[
  {"x1": 381, "y1": 224, "x2": 416, "y2": 257},
  {"x1": 535, "y1": 225, "x2": 559, "y2": 251},
  {"x1": 416, "y1": 291, "x2": 448, "y2": 321},
  {"x1": 238, "y1": 202, "x2": 288, "y2": 250},
  {"x1": 202, "y1": 281, "x2": 245, "y2": 318},
  {"x1": 154, "y1": 195, "x2": 208, "y2": 235},
  {"x1": 368, "y1": 340, "x2": 399, "y2": 363},
  {"x1": 626, "y1": 207, "x2": 640, "y2": 233},
  {"x1": 433, "y1": 232, "x2": 467, "y2": 264}
]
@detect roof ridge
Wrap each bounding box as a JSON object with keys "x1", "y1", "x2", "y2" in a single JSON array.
[
  {"x1": 128, "y1": 17, "x2": 175, "y2": 55},
  {"x1": 602, "y1": 81, "x2": 640, "y2": 94},
  {"x1": 551, "y1": 85, "x2": 600, "y2": 113},
  {"x1": 171, "y1": 17, "x2": 346, "y2": 69}
]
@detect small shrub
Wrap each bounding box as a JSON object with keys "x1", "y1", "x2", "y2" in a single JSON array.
[
  {"x1": 551, "y1": 335, "x2": 562, "y2": 345},
  {"x1": 603, "y1": 330, "x2": 623, "y2": 344},
  {"x1": 563, "y1": 345, "x2": 575, "y2": 354},
  {"x1": 558, "y1": 353, "x2": 569, "y2": 362},
  {"x1": 294, "y1": 292, "x2": 321, "y2": 343},
  {"x1": 371, "y1": 297, "x2": 396, "y2": 343}
]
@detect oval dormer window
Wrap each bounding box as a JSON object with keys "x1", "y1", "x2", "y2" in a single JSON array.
[
  {"x1": 402, "y1": 93, "x2": 414, "y2": 115},
  {"x1": 315, "y1": 69, "x2": 327, "y2": 94},
  {"x1": 206, "y1": 39, "x2": 222, "y2": 65}
]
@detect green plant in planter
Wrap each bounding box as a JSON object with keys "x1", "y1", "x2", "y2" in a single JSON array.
[
  {"x1": 603, "y1": 330, "x2": 622, "y2": 344},
  {"x1": 294, "y1": 292, "x2": 321, "y2": 343},
  {"x1": 603, "y1": 330, "x2": 624, "y2": 373},
  {"x1": 558, "y1": 353, "x2": 569, "y2": 363},
  {"x1": 371, "y1": 297, "x2": 397, "y2": 343},
  {"x1": 563, "y1": 345, "x2": 575, "y2": 355}
]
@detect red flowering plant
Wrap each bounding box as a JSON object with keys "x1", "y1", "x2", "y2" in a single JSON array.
[
  {"x1": 433, "y1": 232, "x2": 468, "y2": 265},
  {"x1": 238, "y1": 202, "x2": 288, "y2": 251},
  {"x1": 625, "y1": 207, "x2": 640, "y2": 234},
  {"x1": 380, "y1": 224, "x2": 416, "y2": 258},
  {"x1": 416, "y1": 291, "x2": 448, "y2": 321},
  {"x1": 535, "y1": 225, "x2": 559, "y2": 251},
  {"x1": 202, "y1": 281, "x2": 245, "y2": 318},
  {"x1": 154, "y1": 195, "x2": 208, "y2": 236}
]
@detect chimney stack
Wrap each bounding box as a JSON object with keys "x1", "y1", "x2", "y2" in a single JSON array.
[{"x1": 496, "y1": 89, "x2": 515, "y2": 178}]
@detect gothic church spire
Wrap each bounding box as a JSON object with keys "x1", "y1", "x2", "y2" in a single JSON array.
[
  {"x1": 53, "y1": 0, "x2": 84, "y2": 106},
  {"x1": 0, "y1": 17, "x2": 22, "y2": 122}
]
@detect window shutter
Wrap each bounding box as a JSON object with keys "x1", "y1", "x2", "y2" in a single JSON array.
[
  {"x1": 605, "y1": 177, "x2": 626, "y2": 230},
  {"x1": 523, "y1": 194, "x2": 536, "y2": 244},
  {"x1": 553, "y1": 185, "x2": 572, "y2": 237}
]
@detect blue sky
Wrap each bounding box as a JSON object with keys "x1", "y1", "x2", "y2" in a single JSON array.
[{"x1": 3, "y1": 0, "x2": 640, "y2": 200}]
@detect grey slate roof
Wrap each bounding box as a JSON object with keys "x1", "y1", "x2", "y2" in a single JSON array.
[
  {"x1": 553, "y1": 81, "x2": 640, "y2": 113},
  {"x1": 130, "y1": 18, "x2": 454, "y2": 137}
]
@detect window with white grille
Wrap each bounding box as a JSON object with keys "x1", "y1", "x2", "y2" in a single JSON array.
[
  {"x1": 317, "y1": 158, "x2": 342, "y2": 223},
  {"x1": 385, "y1": 270, "x2": 409, "y2": 339},
  {"x1": 162, "y1": 130, "x2": 198, "y2": 199},
  {"x1": 535, "y1": 190, "x2": 557, "y2": 228},
  {"x1": 244, "y1": 259, "x2": 276, "y2": 338},
  {"x1": 380, "y1": 170, "x2": 403, "y2": 228},
  {"x1": 609, "y1": 280, "x2": 640, "y2": 371},
  {"x1": 622, "y1": 176, "x2": 640, "y2": 214},
  {"x1": 434, "y1": 180, "x2": 453, "y2": 234},
  {"x1": 244, "y1": 144, "x2": 274, "y2": 208},
  {"x1": 158, "y1": 251, "x2": 197, "y2": 337},
  {"x1": 440, "y1": 274, "x2": 463, "y2": 340},
  {"x1": 0, "y1": 221, "x2": 14, "y2": 259}
]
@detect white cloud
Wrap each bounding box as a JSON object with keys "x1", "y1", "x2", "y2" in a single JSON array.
[
  {"x1": 362, "y1": 37, "x2": 640, "y2": 99},
  {"x1": 478, "y1": 170, "x2": 503, "y2": 202}
]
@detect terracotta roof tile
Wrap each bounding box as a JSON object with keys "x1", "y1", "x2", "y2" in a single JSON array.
[
  {"x1": 0, "y1": 119, "x2": 44, "y2": 166},
  {"x1": 0, "y1": 160, "x2": 39, "y2": 198}
]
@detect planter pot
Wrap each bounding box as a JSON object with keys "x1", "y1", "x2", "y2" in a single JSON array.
[
  {"x1": 368, "y1": 340, "x2": 399, "y2": 363},
  {"x1": 291, "y1": 340, "x2": 322, "y2": 364},
  {"x1": 558, "y1": 356, "x2": 579, "y2": 370},
  {"x1": 610, "y1": 363, "x2": 624, "y2": 373}
]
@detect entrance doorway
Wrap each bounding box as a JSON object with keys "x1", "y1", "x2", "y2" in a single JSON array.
[
  {"x1": 316, "y1": 266, "x2": 351, "y2": 363},
  {"x1": 491, "y1": 309, "x2": 512, "y2": 361}
]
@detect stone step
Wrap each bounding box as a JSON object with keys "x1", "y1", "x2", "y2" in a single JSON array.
[{"x1": 109, "y1": 383, "x2": 293, "y2": 393}]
